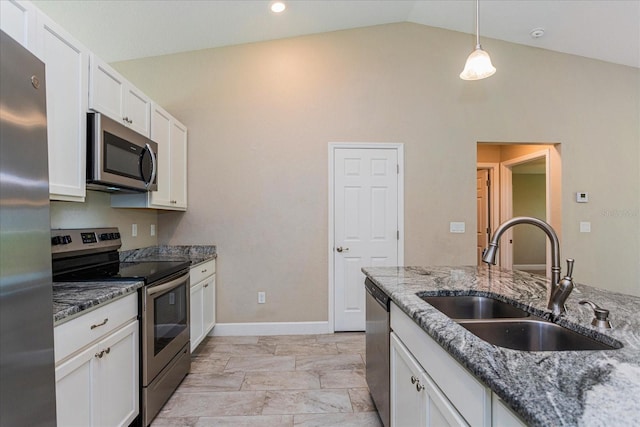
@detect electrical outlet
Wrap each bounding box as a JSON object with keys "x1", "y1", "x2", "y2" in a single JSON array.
[
  {"x1": 150, "y1": 224, "x2": 156, "y2": 236},
  {"x1": 258, "y1": 291, "x2": 266, "y2": 304},
  {"x1": 132, "y1": 223, "x2": 138, "y2": 237}
]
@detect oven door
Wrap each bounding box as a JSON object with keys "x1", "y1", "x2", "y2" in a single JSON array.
[{"x1": 143, "y1": 270, "x2": 190, "y2": 385}]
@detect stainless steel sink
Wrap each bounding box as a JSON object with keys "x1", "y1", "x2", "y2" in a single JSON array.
[
  {"x1": 418, "y1": 294, "x2": 621, "y2": 351},
  {"x1": 419, "y1": 295, "x2": 530, "y2": 319},
  {"x1": 457, "y1": 319, "x2": 621, "y2": 351}
]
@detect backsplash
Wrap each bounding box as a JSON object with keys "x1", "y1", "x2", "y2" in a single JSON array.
[{"x1": 50, "y1": 190, "x2": 158, "y2": 250}]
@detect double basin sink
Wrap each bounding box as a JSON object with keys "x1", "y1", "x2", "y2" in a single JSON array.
[{"x1": 419, "y1": 295, "x2": 621, "y2": 351}]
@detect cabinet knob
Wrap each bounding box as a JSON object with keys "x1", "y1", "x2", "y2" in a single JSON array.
[
  {"x1": 416, "y1": 382, "x2": 425, "y2": 392},
  {"x1": 410, "y1": 375, "x2": 417, "y2": 384}
]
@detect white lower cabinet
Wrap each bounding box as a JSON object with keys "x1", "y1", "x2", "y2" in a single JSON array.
[
  {"x1": 391, "y1": 332, "x2": 469, "y2": 427},
  {"x1": 491, "y1": 394, "x2": 527, "y2": 427},
  {"x1": 390, "y1": 302, "x2": 492, "y2": 427},
  {"x1": 54, "y1": 294, "x2": 139, "y2": 427},
  {"x1": 190, "y1": 259, "x2": 216, "y2": 351}
]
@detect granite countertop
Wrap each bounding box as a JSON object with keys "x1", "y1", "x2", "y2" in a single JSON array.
[
  {"x1": 53, "y1": 281, "x2": 143, "y2": 326},
  {"x1": 362, "y1": 265, "x2": 640, "y2": 427},
  {"x1": 52, "y1": 245, "x2": 216, "y2": 325},
  {"x1": 120, "y1": 244, "x2": 216, "y2": 266}
]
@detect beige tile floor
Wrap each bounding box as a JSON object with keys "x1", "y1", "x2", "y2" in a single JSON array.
[{"x1": 151, "y1": 332, "x2": 383, "y2": 427}]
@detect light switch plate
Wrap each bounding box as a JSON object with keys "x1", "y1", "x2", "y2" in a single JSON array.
[
  {"x1": 580, "y1": 221, "x2": 591, "y2": 233},
  {"x1": 450, "y1": 222, "x2": 465, "y2": 233}
]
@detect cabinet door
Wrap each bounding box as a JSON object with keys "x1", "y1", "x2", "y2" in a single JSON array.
[
  {"x1": 150, "y1": 105, "x2": 173, "y2": 207},
  {"x1": 96, "y1": 320, "x2": 139, "y2": 427},
  {"x1": 124, "y1": 85, "x2": 151, "y2": 137},
  {"x1": 170, "y1": 120, "x2": 188, "y2": 209},
  {"x1": 36, "y1": 12, "x2": 88, "y2": 201},
  {"x1": 391, "y1": 333, "x2": 468, "y2": 427},
  {"x1": 0, "y1": 0, "x2": 37, "y2": 51},
  {"x1": 391, "y1": 332, "x2": 426, "y2": 427},
  {"x1": 203, "y1": 276, "x2": 216, "y2": 335},
  {"x1": 89, "y1": 54, "x2": 125, "y2": 123},
  {"x1": 190, "y1": 281, "x2": 205, "y2": 352},
  {"x1": 55, "y1": 343, "x2": 97, "y2": 426}
]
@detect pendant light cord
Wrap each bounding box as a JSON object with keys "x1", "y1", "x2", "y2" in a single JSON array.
[{"x1": 476, "y1": 0, "x2": 481, "y2": 49}]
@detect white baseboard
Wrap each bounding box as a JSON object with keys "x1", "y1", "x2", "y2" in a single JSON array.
[
  {"x1": 514, "y1": 264, "x2": 546, "y2": 271},
  {"x1": 210, "y1": 321, "x2": 332, "y2": 336}
]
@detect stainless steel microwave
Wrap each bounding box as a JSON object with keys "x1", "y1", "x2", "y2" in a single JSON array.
[{"x1": 86, "y1": 112, "x2": 158, "y2": 192}]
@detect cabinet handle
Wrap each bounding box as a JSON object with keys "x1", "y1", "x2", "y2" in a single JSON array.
[
  {"x1": 104, "y1": 347, "x2": 110, "y2": 355},
  {"x1": 416, "y1": 382, "x2": 425, "y2": 392},
  {"x1": 410, "y1": 375, "x2": 418, "y2": 384},
  {"x1": 204, "y1": 283, "x2": 209, "y2": 288},
  {"x1": 95, "y1": 350, "x2": 105, "y2": 359},
  {"x1": 201, "y1": 269, "x2": 207, "y2": 273},
  {"x1": 90, "y1": 318, "x2": 109, "y2": 329}
]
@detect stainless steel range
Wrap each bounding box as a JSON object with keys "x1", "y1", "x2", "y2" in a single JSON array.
[{"x1": 52, "y1": 227, "x2": 190, "y2": 427}]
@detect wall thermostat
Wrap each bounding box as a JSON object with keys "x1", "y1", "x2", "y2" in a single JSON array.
[{"x1": 576, "y1": 192, "x2": 589, "y2": 203}]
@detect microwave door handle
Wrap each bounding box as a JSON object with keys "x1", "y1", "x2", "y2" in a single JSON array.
[{"x1": 146, "y1": 143, "x2": 157, "y2": 188}]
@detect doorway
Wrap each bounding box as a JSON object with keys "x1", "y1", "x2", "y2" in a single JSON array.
[
  {"x1": 328, "y1": 143, "x2": 404, "y2": 332},
  {"x1": 477, "y1": 144, "x2": 560, "y2": 279}
]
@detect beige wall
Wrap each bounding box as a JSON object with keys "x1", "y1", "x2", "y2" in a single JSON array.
[
  {"x1": 51, "y1": 191, "x2": 158, "y2": 251},
  {"x1": 113, "y1": 22, "x2": 640, "y2": 324},
  {"x1": 512, "y1": 174, "x2": 547, "y2": 265}
]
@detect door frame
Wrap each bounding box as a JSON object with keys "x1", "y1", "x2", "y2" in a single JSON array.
[
  {"x1": 476, "y1": 163, "x2": 500, "y2": 254},
  {"x1": 328, "y1": 142, "x2": 404, "y2": 332},
  {"x1": 499, "y1": 149, "x2": 551, "y2": 275}
]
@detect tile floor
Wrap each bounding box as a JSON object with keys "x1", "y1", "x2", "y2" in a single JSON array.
[{"x1": 151, "y1": 332, "x2": 383, "y2": 427}]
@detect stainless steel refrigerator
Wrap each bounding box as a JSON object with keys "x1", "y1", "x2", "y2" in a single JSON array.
[{"x1": 0, "y1": 30, "x2": 57, "y2": 426}]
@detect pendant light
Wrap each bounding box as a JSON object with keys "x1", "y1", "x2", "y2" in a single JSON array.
[{"x1": 460, "y1": 0, "x2": 496, "y2": 80}]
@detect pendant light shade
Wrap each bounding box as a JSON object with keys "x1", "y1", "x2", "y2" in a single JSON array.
[{"x1": 460, "y1": 0, "x2": 496, "y2": 80}]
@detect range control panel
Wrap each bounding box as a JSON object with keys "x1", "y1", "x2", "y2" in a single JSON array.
[{"x1": 51, "y1": 227, "x2": 122, "y2": 258}]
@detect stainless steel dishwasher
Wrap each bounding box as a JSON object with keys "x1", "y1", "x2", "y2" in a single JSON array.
[{"x1": 365, "y1": 278, "x2": 390, "y2": 427}]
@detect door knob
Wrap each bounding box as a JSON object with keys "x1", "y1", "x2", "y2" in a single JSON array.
[{"x1": 336, "y1": 246, "x2": 349, "y2": 253}]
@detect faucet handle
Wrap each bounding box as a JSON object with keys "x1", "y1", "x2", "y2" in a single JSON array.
[
  {"x1": 579, "y1": 300, "x2": 612, "y2": 328},
  {"x1": 565, "y1": 258, "x2": 575, "y2": 278}
]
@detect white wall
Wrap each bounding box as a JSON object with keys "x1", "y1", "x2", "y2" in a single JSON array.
[{"x1": 113, "y1": 23, "x2": 640, "y2": 324}]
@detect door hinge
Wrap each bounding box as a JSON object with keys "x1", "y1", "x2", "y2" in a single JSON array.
[{"x1": 397, "y1": 230, "x2": 400, "y2": 240}]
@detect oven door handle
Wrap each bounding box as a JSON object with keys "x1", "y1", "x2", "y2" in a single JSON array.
[{"x1": 146, "y1": 273, "x2": 188, "y2": 296}]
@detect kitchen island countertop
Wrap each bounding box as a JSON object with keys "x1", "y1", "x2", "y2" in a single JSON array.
[{"x1": 362, "y1": 265, "x2": 640, "y2": 427}]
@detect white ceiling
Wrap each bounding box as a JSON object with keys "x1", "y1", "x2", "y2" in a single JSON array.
[{"x1": 33, "y1": 0, "x2": 640, "y2": 68}]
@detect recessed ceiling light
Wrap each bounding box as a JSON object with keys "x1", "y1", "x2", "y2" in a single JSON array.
[
  {"x1": 270, "y1": 1, "x2": 286, "y2": 14},
  {"x1": 530, "y1": 28, "x2": 545, "y2": 39}
]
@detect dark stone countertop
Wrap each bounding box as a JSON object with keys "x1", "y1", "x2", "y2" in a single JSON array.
[
  {"x1": 53, "y1": 281, "x2": 143, "y2": 325},
  {"x1": 120, "y1": 245, "x2": 216, "y2": 266},
  {"x1": 362, "y1": 265, "x2": 640, "y2": 427},
  {"x1": 52, "y1": 245, "x2": 216, "y2": 325}
]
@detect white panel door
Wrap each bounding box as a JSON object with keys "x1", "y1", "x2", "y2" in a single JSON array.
[{"x1": 334, "y1": 148, "x2": 398, "y2": 331}]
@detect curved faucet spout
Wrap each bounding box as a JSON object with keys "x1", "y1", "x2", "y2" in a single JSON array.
[
  {"x1": 482, "y1": 217, "x2": 569, "y2": 314},
  {"x1": 482, "y1": 216, "x2": 561, "y2": 286}
]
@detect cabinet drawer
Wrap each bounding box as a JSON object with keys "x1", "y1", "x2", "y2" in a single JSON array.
[
  {"x1": 54, "y1": 293, "x2": 138, "y2": 364},
  {"x1": 190, "y1": 259, "x2": 215, "y2": 285},
  {"x1": 391, "y1": 302, "x2": 491, "y2": 427}
]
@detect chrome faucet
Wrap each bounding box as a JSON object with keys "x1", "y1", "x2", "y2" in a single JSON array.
[{"x1": 481, "y1": 216, "x2": 574, "y2": 315}]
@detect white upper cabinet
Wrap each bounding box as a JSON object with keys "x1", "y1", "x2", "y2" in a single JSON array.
[
  {"x1": 111, "y1": 103, "x2": 188, "y2": 211},
  {"x1": 89, "y1": 54, "x2": 151, "y2": 137},
  {"x1": 34, "y1": 12, "x2": 88, "y2": 201},
  {"x1": 0, "y1": 0, "x2": 37, "y2": 51}
]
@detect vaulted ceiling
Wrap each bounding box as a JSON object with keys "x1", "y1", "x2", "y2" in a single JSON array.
[{"x1": 33, "y1": 0, "x2": 640, "y2": 68}]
